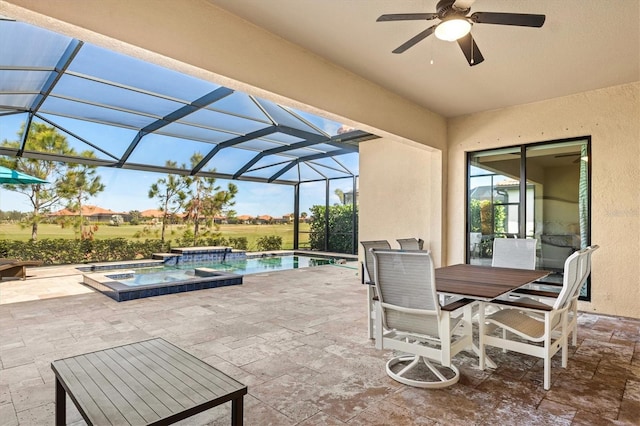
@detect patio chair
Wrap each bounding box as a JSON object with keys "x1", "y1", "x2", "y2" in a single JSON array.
[
  {"x1": 566, "y1": 245, "x2": 598, "y2": 345},
  {"x1": 396, "y1": 238, "x2": 425, "y2": 250},
  {"x1": 360, "y1": 240, "x2": 391, "y2": 339},
  {"x1": 509, "y1": 245, "x2": 599, "y2": 346},
  {"x1": 478, "y1": 248, "x2": 585, "y2": 390},
  {"x1": 491, "y1": 238, "x2": 537, "y2": 270},
  {"x1": 0, "y1": 258, "x2": 43, "y2": 280},
  {"x1": 371, "y1": 249, "x2": 472, "y2": 388}
]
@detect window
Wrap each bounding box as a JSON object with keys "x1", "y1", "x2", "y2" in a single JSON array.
[{"x1": 467, "y1": 137, "x2": 591, "y2": 298}]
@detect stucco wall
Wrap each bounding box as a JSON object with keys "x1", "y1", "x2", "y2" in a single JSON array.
[
  {"x1": 448, "y1": 82, "x2": 640, "y2": 318},
  {"x1": 359, "y1": 138, "x2": 444, "y2": 266}
]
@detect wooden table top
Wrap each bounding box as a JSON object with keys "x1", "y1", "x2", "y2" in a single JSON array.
[
  {"x1": 435, "y1": 264, "x2": 549, "y2": 300},
  {"x1": 51, "y1": 338, "x2": 247, "y2": 425}
]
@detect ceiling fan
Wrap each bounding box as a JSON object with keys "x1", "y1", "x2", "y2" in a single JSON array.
[{"x1": 377, "y1": 0, "x2": 545, "y2": 66}]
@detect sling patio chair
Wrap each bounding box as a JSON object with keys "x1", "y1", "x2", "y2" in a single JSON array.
[
  {"x1": 371, "y1": 249, "x2": 472, "y2": 388},
  {"x1": 491, "y1": 238, "x2": 538, "y2": 270},
  {"x1": 360, "y1": 240, "x2": 391, "y2": 339},
  {"x1": 478, "y1": 248, "x2": 588, "y2": 390},
  {"x1": 509, "y1": 245, "x2": 599, "y2": 346},
  {"x1": 396, "y1": 238, "x2": 425, "y2": 251},
  {"x1": 0, "y1": 258, "x2": 43, "y2": 280}
]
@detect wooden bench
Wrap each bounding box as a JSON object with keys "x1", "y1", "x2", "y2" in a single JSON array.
[{"x1": 51, "y1": 338, "x2": 247, "y2": 425}]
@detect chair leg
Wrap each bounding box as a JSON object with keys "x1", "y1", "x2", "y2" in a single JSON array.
[
  {"x1": 367, "y1": 286, "x2": 375, "y2": 339},
  {"x1": 386, "y1": 355, "x2": 460, "y2": 389},
  {"x1": 543, "y1": 354, "x2": 551, "y2": 390},
  {"x1": 478, "y1": 302, "x2": 486, "y2": 370},
  {"x1": 571, "y1": 304, "x2": 578, "y2": 346},
  {"x1": 374, "y1": 301, "x2": 383, "y2": 350}
]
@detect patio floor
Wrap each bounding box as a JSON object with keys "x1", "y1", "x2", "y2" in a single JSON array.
[{"x1": 1, "y1": 263, "x2": 639, "y2": 425}]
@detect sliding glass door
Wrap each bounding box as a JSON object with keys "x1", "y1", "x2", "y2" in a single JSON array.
[{"x1": 467, "y1": 137, "x2": 591, "y2": 296}]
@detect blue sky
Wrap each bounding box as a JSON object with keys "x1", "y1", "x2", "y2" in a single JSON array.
[{"x1": 0, "y1": 166, "x2": 352, "y2": 217}]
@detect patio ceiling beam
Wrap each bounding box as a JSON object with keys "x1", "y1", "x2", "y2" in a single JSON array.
[
  {"x1": 268, "y1": 148, "x2": 354, "y2": 182},
  {"x1": 37, "y1": 108, "x2": 243, "y2": 144},
  {"x1": 306, "y1": 160, "x2": 351, "y2": 175},
  {"x1": 0, "y1": 148, "x2": 116, "y2": 167},
  {"x1": 231, "y1": 126, "x2": 328, "y2": 179},
  {"x1": 19, "y1": 38, "x2": 83, "y2": 156},
  {"x1": 35, "y1": 113, "x2": 119, "y2": 161},
  {"x1": 119, "y1": 162, "x2": 298, "y2": 185},
  {"x1": 304, "y1": 161, "x2": 328, "y2": 180},
  {"x1": 117, "y1": 87, "x2": 234, "y2": 167},
  {"x1": 190, "y1": 125, "x2": 277, "y2": 175}
]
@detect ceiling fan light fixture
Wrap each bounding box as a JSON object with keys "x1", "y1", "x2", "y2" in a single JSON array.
[{"x1": 434, "y1": 18, "x2": 471, "y2": 41}]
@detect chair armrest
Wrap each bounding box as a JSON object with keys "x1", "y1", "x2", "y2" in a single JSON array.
[
  {"x1": 488, "y1": 298, "x2": 553, "y2": 312},
  {"x1": 512, "y1": 288, "x2": 560, "y2": 299},
  {"x1": 441, "y1": 298, "x2": 474, "y2": 312}
]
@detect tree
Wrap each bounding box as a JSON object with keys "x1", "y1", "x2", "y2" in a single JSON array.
[
  {"x1": 334, "y1": 188, "x2": 345, "y2": 205},
  {"x1": 225, "y1": 209, "x2": 237, "y2": 224},
  {"x1": 0, "y1": 122, "x2": 77, "y2": 241},
  {"x1": 183, "y1": 153, "x2": 238, "y2": 245},
  {"x1": 58, "y1": 151, "x2": 105, "y2": 240},
  {"x1": 148, "y1": 161, "x2": 190, "y2": 242},
  {"x1": 128, "y1": 210, "x2": 142, "y2": 225}
]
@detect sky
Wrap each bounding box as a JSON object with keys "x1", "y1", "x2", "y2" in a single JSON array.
[{"x1": 0, "y1": 166, "x2": 353, "y2": 217}]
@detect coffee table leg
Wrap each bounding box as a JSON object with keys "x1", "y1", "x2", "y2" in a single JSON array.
[
  {"x1": 55, "y1": 378, "x2": 66, "y2": 426},
  {"x1": 231, "y1": 396, "x2": 243, "y2": 426}
]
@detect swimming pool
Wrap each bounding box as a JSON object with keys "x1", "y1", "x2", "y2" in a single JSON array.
[
  {"x1": 178, "y1": 255, "x2": 332, "y2": 274},
  {"x1": 82, "y1": 254, "x2": 341, "y2": 301},
  {"x1": 116, "y1": 255, "x2": 333, "y2": 287}
]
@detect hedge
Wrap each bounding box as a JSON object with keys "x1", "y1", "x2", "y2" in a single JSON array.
[{"x1": 0, "y1": 236, "x2": 249, "y2": 265}]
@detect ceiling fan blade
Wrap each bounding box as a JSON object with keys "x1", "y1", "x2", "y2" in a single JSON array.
[
  {"x1": 377, "y1": 13, "x2": 438, "y2": 22},
  {"x1": 392, "y1": 26, "x2": 436, "y2": 54},
  {"x1": 457, "y1": 33, "x2": 484, "y2": 66},
  {"x1": 471, "y1": 12, "x2": 546, "y2": 27}
]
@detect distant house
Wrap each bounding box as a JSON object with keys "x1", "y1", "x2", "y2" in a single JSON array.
[
  {"x1": 140, "y1": 209, "x2": 165, "y2": 219},
  {"x1": 48, "y1": 205, "x2": 128, "y2": 222},
  {"x1": 275, "y1": 214, "x2": 294, "y2": 224},
  {"x1": 236, "y1": 215, "x2": 253, "y2": 224},
  {"x1": 256, "y1": 215, "x2": 273, "y2": 224}
]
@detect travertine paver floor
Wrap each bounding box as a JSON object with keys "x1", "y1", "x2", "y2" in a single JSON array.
[{"x1": 1, "y1": 263, "x2": 639, "y2": 425}]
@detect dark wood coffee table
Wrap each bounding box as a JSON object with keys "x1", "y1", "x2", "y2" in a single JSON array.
[{"x1": 51, "y1": 338, "x2": 247, "y2": 425}]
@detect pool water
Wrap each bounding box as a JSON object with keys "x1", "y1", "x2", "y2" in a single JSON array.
[{"x1": 118, "y1": 255, "x2": 333, "y2": 287}]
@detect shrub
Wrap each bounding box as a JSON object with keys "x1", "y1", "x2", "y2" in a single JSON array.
[
  {"x1": 308, "y1": 204, "x2": 357, "y2": 254},
  {"x1": 256, "y1": 235, "x2": 282, "y2": 251},
  {"x1": 0, "y1": 238, "x2": 169, "y2": 265}
]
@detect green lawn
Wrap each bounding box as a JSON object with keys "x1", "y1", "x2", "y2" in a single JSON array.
[{"x1": 0, "y1": 222, "x2": 311, "y2": 250}]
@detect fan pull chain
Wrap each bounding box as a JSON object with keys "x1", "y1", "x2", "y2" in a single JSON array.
[
  {"x1": 430, "y1": 38, "x2": 434, "y2": 65},
  {"x1": 470, "y1": 36, "x2": 474, "y2": 64}
]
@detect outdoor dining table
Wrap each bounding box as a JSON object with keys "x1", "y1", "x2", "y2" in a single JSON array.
[
  {"x1": 434, "y1": 264, "x2": 550, "y2": 367},
  {"x1": 435, "y1": 263, "x2": 549, "y2": 301}
]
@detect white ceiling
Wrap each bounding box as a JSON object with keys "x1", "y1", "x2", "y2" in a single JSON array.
[{"x1": 209, "y1": 0, "x2": 640, "y2": 118}]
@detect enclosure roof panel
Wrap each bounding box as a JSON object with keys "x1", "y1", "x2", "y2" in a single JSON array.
[{"x1": 0, "y1": 19, "x2": 377, "y2": 184}]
